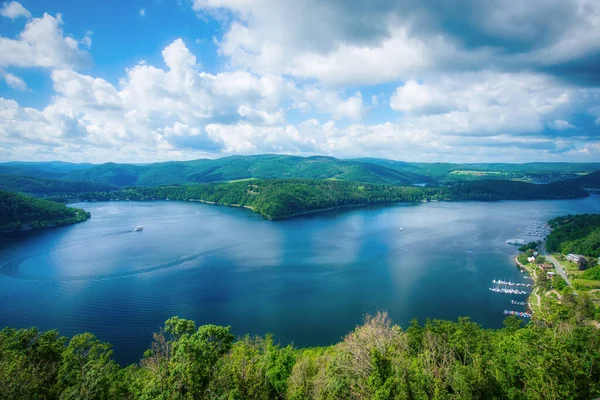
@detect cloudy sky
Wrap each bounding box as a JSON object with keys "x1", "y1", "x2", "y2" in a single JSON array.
[{"x1": 0, "y1": 0, "x2": 599, "y2": 163}]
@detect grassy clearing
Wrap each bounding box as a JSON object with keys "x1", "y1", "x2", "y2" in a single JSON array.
[
  {"x1": 449, "y1": 170, "x2": 503, "y2": 176},
  {"x1": 228, "y1": 178, "x2": 258, "y2": 183},
  {"x1": 573, "y1": 279, "x2": 600, "y2": 288}
]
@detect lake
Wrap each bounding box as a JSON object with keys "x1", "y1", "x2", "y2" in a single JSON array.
[{"x1": 1, "y1": 195, "x2": 599, "y2": 364}]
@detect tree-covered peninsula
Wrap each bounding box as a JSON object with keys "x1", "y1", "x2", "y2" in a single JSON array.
[
  {"x1": 76, "y1": 178, "x2": 590, "y2": 220},
  {"x1": 1, "y1": 313, "x2": 599, "y2": 399},
  {"x1": 0, "y1": 190, "x2": 90, "y2": 232}
]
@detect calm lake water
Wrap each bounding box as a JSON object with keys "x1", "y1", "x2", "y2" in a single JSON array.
[{"x1": 1, "y1": 196, "x2": 600, "y2": 364}]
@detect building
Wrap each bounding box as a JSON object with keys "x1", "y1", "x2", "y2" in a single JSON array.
[
  {"x1": 567, "y1": 254, "x2": 584, "y2": 263},
  {"x1": 527, "y1": 256, "x2": 536, "y2": 263},
  {"x1": 567, "y1": 254, "x2": 587, "y2": 268},
  {"x1": 539, "y1": 263, "x2": 553, "y2": 270}
]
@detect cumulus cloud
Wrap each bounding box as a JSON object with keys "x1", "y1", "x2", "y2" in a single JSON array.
[
  {"x1": 0, "y1": 1, "x2": 30, "y2": 20},
  {"x1": 0, "y1": 39, "x2": 366, "y2": 160},
  {"x1": 1, "y1": 2, "x2": 599, "y2": 163},
  {"x1": 390, "y1": 80, "x2": 454, "y2": 115},
  {"x1": 193, "y1": 0, "x2": 600, "y2": 85},
  {"x1": 1, "y1": 70, "x2": 27, "y2": 90},
  {"x1": 548, "y1": 120, "x2": 576, "y2": 130},
  {"x1": 0, "y1": 12, "x2": 91, "y2": 69},
  {"x1": 389, "y1": 72, "x2": 597, "y2": 137}
]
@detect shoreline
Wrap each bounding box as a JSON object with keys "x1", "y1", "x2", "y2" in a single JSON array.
[
  {"x1": 187, "y1": 198, "x2": 254, "y2": 211},
  {"x1": 514, "y1": 256, "x2": 537, "y2": 313},
  {"x1": 270, "y1": 203, "x2": 371, "y2": 220}
]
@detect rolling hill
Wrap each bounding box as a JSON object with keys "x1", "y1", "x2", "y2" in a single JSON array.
[{"x1": 1, "y1": 155, "x2": 599, "y2": 189}]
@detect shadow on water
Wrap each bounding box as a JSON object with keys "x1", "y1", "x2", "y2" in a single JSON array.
[{"x1": 0, "y1": 243, "x2": 242, "y2": 282}]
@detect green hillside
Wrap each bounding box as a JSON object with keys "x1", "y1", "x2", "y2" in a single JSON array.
[
  {"x1": 76, "y1": 178, "x2": 589, "y2": 220},
  {"x1": 59, "y1": 155, "x2": 430, "y2": 187},
  {"x1": 356, "y1": 158, "x2": 600, "y2": 183},
  {"x1": 0, "y1": 190, "x2": 90, "y2": 232},
  {"x1": 5, "y1": 155, "x2": 598, "y2": 189},
  {"x1": 0, "y1": 175, "x2": 117, "y2": 197},
  {"x1": 0, "y1": 161, "x2": 94, "y2": 179},
  {"x1": 547, "y1": 214, "x2": 600, "y2": 257}
]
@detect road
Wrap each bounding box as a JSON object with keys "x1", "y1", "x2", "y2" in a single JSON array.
[{"x1": 541, "y1": 246, "x2": 571, "y2": 286}]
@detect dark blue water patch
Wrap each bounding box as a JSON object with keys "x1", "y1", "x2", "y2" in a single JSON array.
[{"x1": 1, "y1": 196, "x2": 599, "y2": 365}]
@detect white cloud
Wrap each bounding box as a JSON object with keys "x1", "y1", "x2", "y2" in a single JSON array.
[
  {"x1": 297, "y1": 88, "x2": 365, "y2": 120},
  {"x1": 389, "y1": 72, "x2": 589, "y2": 136},
  {"x1": 1, "y1": 71, "x2": 27, "y2": 90},
  {"x1": 390, "y1": 80, "x2": 454, "y2": 115},
  {"x1": 0, "y1": 1, "x2": 31, "y2": 20},
  {"x1": 548, "y1": 119, "x2": 575, "y2": 130},
  {"x1": 0, "y1": 12, "x2": 91, "y2": 69},
  {"x1": 139, "y1": 8, "x2": 146, "y2": 17},
  {"x1": 193, "y1": 0, "x2": 600, "y2": 86}
]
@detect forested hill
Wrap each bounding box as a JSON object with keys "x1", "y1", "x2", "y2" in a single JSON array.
[
  {"x1": 0, "y1": 190, "x2": 90, "y2": 232},
  {"x1": 1, "y1": 155, "x2": 431, "y2": 187},
  {"x1": 78, "y1": 178, "x2": 589, "y2": 220},
  {"x1": 547, "y1": 214, "x2": 600, "y2": 257},
  {"x1": 2, "y1": 155, "x2": 599, "y2": 188},
  {"x1": 0, "y1": 175, "x2": 117, "y2": 197},
  {"x1": 2, "y1": 313, "x2": 600, "y2": 399}
]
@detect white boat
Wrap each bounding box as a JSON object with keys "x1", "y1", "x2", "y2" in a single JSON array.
[{"x1": 133, "y1": 225, "x2": 143, "y2": 232}]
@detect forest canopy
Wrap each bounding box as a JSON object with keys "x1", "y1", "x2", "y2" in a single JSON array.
[
  {"x1": 73, "y1": 178, "x2": 590, "y2": 220},
  {"x1": 1, "y1": 313, "x2": 599, "y2": 400},
  {"x1": 0, "y1": 190, "x2": 90, "y2": 232},
  {"x1": 546, "y1": 214, "x2": 600, "y2": 257}
]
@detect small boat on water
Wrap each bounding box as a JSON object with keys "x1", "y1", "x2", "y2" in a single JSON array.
[{"x1": 133, "y1": 225, "x2": 143, "y2": 232}]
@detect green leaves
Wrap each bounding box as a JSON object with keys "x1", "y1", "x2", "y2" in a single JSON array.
[
  {"x1": 2, "y1": 314, "x2": 600, "y2": 399},
  {"x1": 57, "y1": 333, "x2": 121, "y2": 400}
]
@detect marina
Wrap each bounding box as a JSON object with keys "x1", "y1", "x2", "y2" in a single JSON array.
[
  {"x1": 492, "y1": 280, "x2": 531, "y2": 287},
  {"x1": 489, "y1": 279, "x2": 531, "y2": 295},
  {"x1": 503, "y1": 310, "x2": 532, "y2": 318},
  {"x1": 489, "y1": 288, "x2": 528, "y2": 295}
]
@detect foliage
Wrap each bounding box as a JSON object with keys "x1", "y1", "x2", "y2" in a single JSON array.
[
  {"x1": 0, "y1": 190, "x2": 90, "y2": 232},
  {"x1": 3, "y1": 156, "x2": 600, "y2": 189},
  {"x1": 581, "y1": 265, "x2": 600, "y2": 280},
  {"x1": 534, "y1": 255, "x2": 546, "y2": 264},
  {"x1": 0, "y1": 175, "x2": 117, "y2": 198},
  {"x1": 546, "y1": 214, "x2": 600, "y2": 257},
  {"x1": 552, "y1": 275, "x2": 567, "y2": 291},
  {"x1": 518, "y1": 241, "x2": 540, "y2": 252},
  {"x1": 73, "y1": 178, "x2": 589, "y2": 220},
  {"x1": 516, "y1": 254, "x2": 529, "y2": 265},
  {"x1": 2, "y1": 313, "x2": 600, "y2": 399}
]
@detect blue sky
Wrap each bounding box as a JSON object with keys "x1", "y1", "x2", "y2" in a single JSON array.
[{"x1": 0, "y1": 0, "x2": 599, "y2": 163}]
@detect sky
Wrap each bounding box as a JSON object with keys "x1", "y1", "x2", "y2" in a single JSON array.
[{"x1": 0, "y1": 0, "x2": 599, "y2": 163}]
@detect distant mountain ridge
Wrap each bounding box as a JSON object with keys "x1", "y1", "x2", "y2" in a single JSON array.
[{"x1": 1, "y1": 155, "x2": 599, "y2": 188}]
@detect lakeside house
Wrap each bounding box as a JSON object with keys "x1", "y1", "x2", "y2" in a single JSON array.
[
  {"x1": 539, "y1": 263, "x2": 553, "y2": 271},
  {"x1": 527, "y1": 256, "x2": 536, "y2": 263},
  {"x1": 567, "y1": 253, "x2": 587, "y2": 268}
]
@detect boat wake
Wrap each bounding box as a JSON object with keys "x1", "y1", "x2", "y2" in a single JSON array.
[{"x1": 0, "y1": 244, "x2": 240, "y2": 283}]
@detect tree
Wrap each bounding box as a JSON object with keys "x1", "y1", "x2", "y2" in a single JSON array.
[
  {"x1": 535, "y1": 255, "x2": 546, "y2": 264},
  {"x1": 56, "y1": 333, "x2": 122, "y2": 400}
]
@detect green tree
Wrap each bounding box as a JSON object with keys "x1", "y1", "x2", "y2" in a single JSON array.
[{"x1": 56, "y1": 333, "x2": 122, "y2": 400}]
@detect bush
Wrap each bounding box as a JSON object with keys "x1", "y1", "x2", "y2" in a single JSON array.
[{"x1": 553, "y1": 275, "x2": 567, "y2": 291}]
